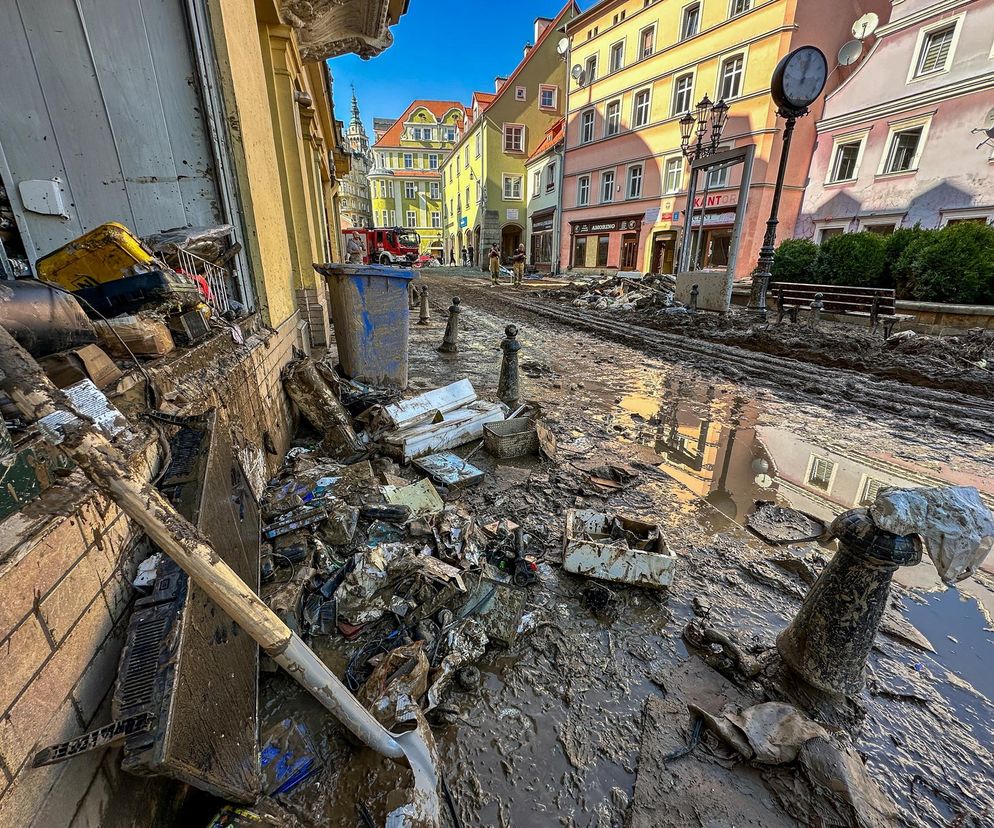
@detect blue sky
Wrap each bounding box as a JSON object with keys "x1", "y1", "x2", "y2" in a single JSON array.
[{"x1": 328, "y1": 0, "x2": 579, "y2": 135}]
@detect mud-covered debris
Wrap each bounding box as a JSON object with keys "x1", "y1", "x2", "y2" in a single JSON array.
[
  {"x1": 283, "y1": 356, "x2": 365, "y2": 461},
  {"x1": 414, "y1": 450, "x2": 484, "y2": 488},
  {"x1": 563, "y1": 509, "x2": 675, "y2": 588},
  {"x1": 259, "y1": 718, "x2": 322, "y2": 796},
  {"x1": 359, "y1": 642, "x2": 430, "y2": 728},
  {"x1": 383, "y1": 478, "x2": 444, "y2": 518},
  {"x1": 747, "y1": 501, "x2": 827, "y2": 545}
]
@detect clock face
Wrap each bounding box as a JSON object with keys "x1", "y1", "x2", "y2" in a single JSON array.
[{"x1": 774, "y1": 46, "x2": 828, "y2": 111}]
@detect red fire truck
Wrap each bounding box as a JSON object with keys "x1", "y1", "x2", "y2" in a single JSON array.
[{"x1": 343, "y1": 227, "x2": 420, "y2": 265}]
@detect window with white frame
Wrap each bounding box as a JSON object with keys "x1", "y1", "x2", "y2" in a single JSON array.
[
  {"x1": 540, "y1": 85, "x2": 558, "y2": 110},
  {"x1": 601, "y1": 170, "x2": 615, "y2": 202},
  {"x1": 806, "y1": 456, "x2": 835, "y2": 492},
  {"x1": 914, "y1": 23, "x2": 956, "y2": 78},
  {"x1": 429, "y1": 154, "x2": 439, "y2": 169},
  {"x1": 881, "y1": 122, "x2": 927, "y2": 174},
  {"x1": 476, "y1": 181, "x2": 482, "y2": 202},
  {"x1": 406, "y1": 210, "x2": 417, "y2": 228},
  {"x1": 664, "y1": 157, "x2": 683, "y2": 193},
  {"x1": 707, "y1": 159, "x2": 730, "y2": 189},
  {"x1": 681, "y1": 3, "x2": 700, "y2": 39},
  {"x1": 626, "y1": 164, "x2": 643, "y2": 199},
  {"x1": 546, "y1": 161, "x2": 556, "y2": 191},
  {"x1": 464, "y1": 146, "x2": 469, "y2": 164},
  {"x1": 443, "y1": 126, "x2": 456, "y2": 141},
  {"x1": 633, "y1": 89, "x2": 651, "y2": 128},
  {"x1": 515, "y1": 86, "x2": 527, "y2": 101},
  {"x1": 585, "y1": 55, "x2": 598, "y2": 83},
  {"x1": 533, "y1": 169, "x2": 542, "y2": 193},
  {"x1": 503, "y1": 174, "x2": 522, "y2": 200},
  {"x1": 828, "y1": 138, "x2": 863, "y2": 183},
  {"x1": 859, "y1": 477, "x2": 886, "y2": 507},
  {"x1": 475, "y1": 132, "x2": 482, "y2": 157},
  {"x1": 605, "y1": 100, "x2": 622, "y2": 136},
  {"x1": 430, "y1": 181, "x2": 440, "y2": 198},
  {"x1": 817, "y1": 225, "x2": 847, "y2": 242},
  {"x1": 719, "y1": 55, "x2": 744, "y2": 100},
  {"x1": 405, "y1": 181, "x2": 417, "y2": 199},
  {"x1": 577, "y1": 175, "x2": 590, "y2": 206},
  {"x1": 672, "y1": 73, "x2": 694, "y2": 115},
  {"x1": 412, "y1": 127, "x2": 423, "y2": 140},
  {"x1": 610, "y1": 41, "x2": 625, "y2": 73},
  {"x1": 390, "y1": 209, "x2": 396, "y2": 225},
  {"x1": 504, "y1": 124, "x2": 525, "y2": 152},
  {"x1": 580, "y1": 109, "x2": 595, "y2": 143},
  {"x1": 729, "y1": 0, "x2": 752, "y2": 17},
  {"x1": 431, "y1": 211, "x2": 441, "y2": 228},
  {"x1": 403, "y1": 153, "x2": 414, "y2": 168},
  {"x1": 639, "y1": 26, "x2": 655, "y2": 59}
]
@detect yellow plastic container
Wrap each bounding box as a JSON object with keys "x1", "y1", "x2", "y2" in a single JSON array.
[{"x1": 36, "y1": 222, "x2": 157, "y2": 290}]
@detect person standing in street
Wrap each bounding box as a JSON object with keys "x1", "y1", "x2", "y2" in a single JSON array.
[
  {"x1": 346, "y1": 231, "x2": 364, "y2": 264},
  {"x1": 488, "y1": 243, "x2": 501, "y2": 287},
  {"x1": 512, "y1": 243, "x2": 526, "y2": 287},
  {"x1": 467, "y1": 244, "x2": 475, "y2": 269},
  {"x1": 449, "y1": 249, "x2": 456, "y2": 266}
]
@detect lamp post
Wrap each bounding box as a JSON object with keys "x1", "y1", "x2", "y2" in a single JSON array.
[
  {"x1": 678, "y1": 96, "x2": 729, "y2": 274},
  {"x1": 747, "y1": 46, "x2": 828, "y2": 319}
]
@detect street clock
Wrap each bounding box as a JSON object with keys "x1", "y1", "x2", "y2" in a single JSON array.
[{"x1": 770, "y1": 46, "x2": 828, "y2": 116}]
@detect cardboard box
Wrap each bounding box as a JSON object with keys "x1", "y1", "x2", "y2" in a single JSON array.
[
  {"x1": 39, "y1": 344, "x2": 123, "y2": 389},
  {"x1": 94, "y1": 314, "x2": 175, "y2": 358}
]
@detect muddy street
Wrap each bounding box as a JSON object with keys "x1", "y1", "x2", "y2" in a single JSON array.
[{"x1": 257, "y1": 271, "x2": 994, "y2": 828}]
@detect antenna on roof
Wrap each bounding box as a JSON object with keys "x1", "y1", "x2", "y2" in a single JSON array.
[{"x1": 851, "y1": 12, "x2": 879, "y2": 40}]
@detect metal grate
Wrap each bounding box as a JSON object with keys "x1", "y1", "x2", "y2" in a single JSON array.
[
  {"x1": 118, "y1": 612, "x2": 169, "y2": 710},
  {"x1": 175, "y1": 247, "x2": 233, "y2": 315}
]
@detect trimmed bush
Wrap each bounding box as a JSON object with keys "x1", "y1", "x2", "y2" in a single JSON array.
[
  {"x1": 771, "y1": 238, "x2": 818, "y2": 283},
  {"x1": 893, "y1": 221, "x2": 994, "y2": 305},
  {"x1": 813, "y1": 232, "x2": 887, "y2": 287},
  {"x1": 884, "y1": 226, "x2": 937, "y2": 295}
]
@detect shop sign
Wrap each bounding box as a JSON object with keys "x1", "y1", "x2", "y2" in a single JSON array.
[
  {"x1": 692, "y1": 192, "x2": 738, "y2": 209},
  {"x1": 459, "y1": 216, "x2": 468, "y2": 228},
  {"x1": 643, "y1": 207, "x2": 660, "y2": 223},
  {"x1": 507, "y1": 209, "x2": 519, "y2": 221},
  {"x1": 571, "y1": 215, "x2": 643, "y2": 235},
  {"x1": 657, "y1": 211, "x2": 681, "y2": 223},
  {"x1": 531, "y1": 215, "x2": 555, "y2": 232},
  {"x1": 690, "y1": 211, "x2": 737, "y2": 227}
]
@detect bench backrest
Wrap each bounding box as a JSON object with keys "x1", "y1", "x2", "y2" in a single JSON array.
[{"x1": 770, "y1": 282, "x2": 897, "y2": 315}]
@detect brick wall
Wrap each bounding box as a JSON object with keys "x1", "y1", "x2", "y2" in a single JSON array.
[
  {"x1": 0, "y1": 311, "x2": 301, "y2": 827},
  {"x1": 295, "y1": 285, "x2": 331, "y2": 349}
]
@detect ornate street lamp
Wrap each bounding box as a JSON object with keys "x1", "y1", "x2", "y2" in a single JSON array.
[
  {"x1": 747, "y1": 46, "x2": 828, "y2": 319},
  {"x1": 679, "y1": 96, "x2": 729, "y2": 271}
]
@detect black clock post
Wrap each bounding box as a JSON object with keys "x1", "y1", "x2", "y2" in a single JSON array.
[{"x1": 747, "y1": 46, "x2": 828, "y2": 320}]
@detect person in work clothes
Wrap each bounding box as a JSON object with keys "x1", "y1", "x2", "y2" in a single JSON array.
[
  {"x1": 488, "y1": 244, "x2": 501, "y2": 286},
  {"x1": 346, "y1": 232, "x2": 364, "y2": 264},
  {"x1": 512, "y1": 244, "x2": 526, "y2": 286}
]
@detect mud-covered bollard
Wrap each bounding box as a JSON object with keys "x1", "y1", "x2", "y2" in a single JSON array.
[
  {"x1": 418, "y1": 286, "x2": 431, "y2": 326},
  {"x1": 810, "y1": 292, "x2": 824, "y2": 328},
  {"x1": 437, "y1": 297, "x2": 461, "y2": 353},
  {"x1": 497, "y1": 324, "x2": 521, "y2": 409},
  {"x1": 776, "y1": 508, "x2": 920, "y2": 696},
  {"x1": 409, "y1": 282, "x2": 419, "y2": 311},
  {"x1": 689, "y1": 284, "x2": 699, "y2": 314}
]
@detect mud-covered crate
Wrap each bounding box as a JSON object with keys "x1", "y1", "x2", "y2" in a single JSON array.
[
  {"x1": 563, "y1": 509, "x2": 675, "y2": 588},
  {"x1": 483, "y1": 417, "x2": 539, "y2": 459}
]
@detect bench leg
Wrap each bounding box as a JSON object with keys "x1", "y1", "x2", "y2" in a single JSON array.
[{"x1": 883, "y1": 320, "x2": 896, "y2": 340}]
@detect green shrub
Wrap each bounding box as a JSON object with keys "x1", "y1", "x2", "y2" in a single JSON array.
[
  {"x1": 893, "y1": 222, "x2": 994, "y2": 304},
  {"x1": 885, "y1": 226, "x2": 936, "y2": 295},
  {"x1": 813, "y1": 232, "x2": 887, "y2": 287},
  {"x1": 772, "y1": 238, "x2": 818, "y2": 283}
]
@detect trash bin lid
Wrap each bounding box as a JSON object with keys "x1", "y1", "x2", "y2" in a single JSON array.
[{"x1": 313, "y1": 263, "x2": 416, "y2": 282}]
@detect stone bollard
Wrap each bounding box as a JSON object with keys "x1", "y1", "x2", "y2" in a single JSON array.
[
  {"x1": 809, "y1": 292, "x2": 824, "y2": 328},
  {"x1": 418, "y1": 285, "x2": 431, "y2": 325},
  {"x1": 437, "y1": 297, "x2": 462, "y2": 353},
  {"x1": 689, "y1": 284, "x2": 699, "y2": 314},
  {"x1": 497, "y1": 324, "x2": 521, "y2": 409},
  {"x1": 776, "y1": 508, "x2": 920, "y2": 696}
]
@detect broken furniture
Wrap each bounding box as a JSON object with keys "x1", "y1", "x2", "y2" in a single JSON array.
[
  {"x1": 315, "y1": 262, "x2": 417, "y2": 388},
  {"x1": 563, "y1": 509, "x2": 676, "y2": 588},
  {"x1": 36, "y1": 221, "x2": 159, "y2": 290}
]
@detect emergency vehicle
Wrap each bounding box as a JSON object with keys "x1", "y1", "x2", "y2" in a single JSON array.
[{"x1": 343, "y1": 227, "x2": 420, "y2": 265}]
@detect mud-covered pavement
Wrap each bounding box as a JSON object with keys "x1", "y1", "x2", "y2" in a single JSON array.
[{"x1": 260, "y1": 270, "x2": 994, "y2": 827}]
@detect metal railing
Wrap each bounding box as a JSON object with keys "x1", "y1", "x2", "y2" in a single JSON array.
[{"x1": 175, "y1": 248, "x2": 232, "y2": 315}]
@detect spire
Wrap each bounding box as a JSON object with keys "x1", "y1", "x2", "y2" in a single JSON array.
[{"x1": 349, "y1": 84, "x2": 364, "y2": 135}]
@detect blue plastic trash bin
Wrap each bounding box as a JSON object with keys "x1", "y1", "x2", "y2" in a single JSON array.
[{"x1": 314, "y1": 263, "x2": 416, "y2": 388}]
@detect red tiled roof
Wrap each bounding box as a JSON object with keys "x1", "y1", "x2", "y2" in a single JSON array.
[
  {"x1": 373, "y1": 100, "x2": 468, "y2": 148},
  {"x1": 372, "y1": 169, "x2": 441, "y2": 178},
  {"x1": 527, "y1": 118, "x2": 565, "y2": 162},
  {"x1": 473, "y1": 92, "x2": 496, "y2": 109}
]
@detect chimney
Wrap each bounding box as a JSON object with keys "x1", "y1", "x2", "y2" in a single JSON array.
[
  {"x1": 524, "y1": 42, "x2": 533, "y2": 59},
  {"x1": 535, "y1": 17, "x2": 553, "y2": 42},
  {"x1": 495, "y1": 76, "x2": 508, "y2": 93}
]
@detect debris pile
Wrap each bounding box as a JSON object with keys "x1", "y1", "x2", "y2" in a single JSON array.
[{"x1": 548, "y1": 271, "x2": 683, "y2": 313}]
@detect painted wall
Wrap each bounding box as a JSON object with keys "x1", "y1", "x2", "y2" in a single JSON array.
[{"x1": 797, "y1": 0, "x2": 994, "y2": 236}]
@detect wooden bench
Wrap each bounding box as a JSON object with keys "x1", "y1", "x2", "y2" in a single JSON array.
[{"x1": 770, "y1": 282, "x2": 915, "y2": 338}]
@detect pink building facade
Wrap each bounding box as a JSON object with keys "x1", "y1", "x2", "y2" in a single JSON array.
[{"x1": 797, "y1": 0, "x2": 994, "y2": 239}]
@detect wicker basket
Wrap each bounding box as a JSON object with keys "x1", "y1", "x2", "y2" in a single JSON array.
[{"x1": 483, "y1": 417, "x2": 539, "y2": 459}]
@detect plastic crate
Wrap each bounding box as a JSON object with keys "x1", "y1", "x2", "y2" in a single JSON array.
[{"x1": 483, "y1": 417, "x2": 539, "y2": 459}]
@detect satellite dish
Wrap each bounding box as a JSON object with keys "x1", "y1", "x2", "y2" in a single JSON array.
[
  {"x1": 571, "y1": 64, "x2": 586, "y2": 86},
  {"x1": 852, "y1": 12, "x2": 879, "y2": 40},
  {"x1": 557, "y1": 36, "x2": 571, "y2": 56},
  {"x1": 838, "y1": 40, "x2": 863, "y2": 67}
]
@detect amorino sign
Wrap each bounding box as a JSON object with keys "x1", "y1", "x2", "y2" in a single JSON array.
[{"x1": 570, "y1": 214, "x2": 644, "y2": 235}]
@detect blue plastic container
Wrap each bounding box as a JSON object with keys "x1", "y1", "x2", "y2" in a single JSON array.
[{"x1": 315, "y1": 263, "x2": 416, "y2": 388}]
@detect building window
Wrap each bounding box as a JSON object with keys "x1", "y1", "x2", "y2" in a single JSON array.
[
  {"x1": 429, "y1": 154, "x2": 439, "y2": 169},
  {"x1": 577, "y1": 175, "x2": 590, "y2": 206},
  {"x1": 610, "y1": 41, "x2": 625, "y2": 73},
  {"x1": 546, "y1": 161, "x2": 556, "y2": 191},
  {"x1": 863, "y1": 223, "x2": 896, "y2": 235},
  {"x1": 443, "y1": 127, "x2": 456, "y2": 141},
  {"x1": 639, "y1": 26, "x2": 655, "y2": 59},
  {"x1": 828, "y1": 140, "x2": 862, "y2": 183},
  {"x1": 406, "y1": 210, "x2": 417, "y2": 228},
  {"x1": 430, "y1": 182, "x2": 440, "y2": 199},
  {"x1": 818, "y1": 225, "x2": 846, "y2": 242},
  {"x1": 633, "y1": 89, "x2": 651, "y2": 128},
  {"x1": 403, "y1": 153, "x2": 414, "y2": 169},
  {"x1": 882, "y1": 125, "x2": 925, "y2": 174},
  {"x1": 672, "y1": 73, "x2": 694, "y2": 115},
  {"x1": 475, "y1": 132, "x2": 482, "y2": 157},
  {"x1": 503, "y1": 174, "x2": 522, "y2": 200},
  {"x1": 719, "y1": 55, "x2": 744, "y2": 100},
  {"x1": 915, "y1": 24, "x2": 956, "y2": 77},
  {"x1": 605, "y1": 100, "x2": 621, "y2": 136},
  {"x1": 806, "y1": 456, "x2": 836, "y2": 492},
  {"x1": 596, "y1": 234, "x2": 610, "y2": 267},
  {"x1": 405, "y1": 181, "x2": 417, "y2": 199},
  {"x1": 465, "y1": 186, "x2": 470, "y2": 204},
  {"x1": 681, "y1": 3, "x2": 700, "y2": 39},
  {"x1": 540, "y1": 85, "x2": 558, "y2": 110},
  {"x1": 515, "y1": 85, "x2": 527, "y2": 101},
  {"x1": 626, "y1": 164, "x2": 643, "y2": 199},
  {"x1": 390, "y1": 209, "x2": 396, "y2": 226},
  {"x1": 859, "y1": 477, "x2": 885, "y2": 507},
  {"x1": 412, "y1": 127, "x2": 423, "y2": 140},
  {"x1": 580, "y1": 109, "x2": 595, "y2": 143},
  {"x1": 464, "y1": 146, "x2": 469, "y2": 164},
  {"x1": 601, "y1": 170, "x2": 615, "y2": 202},
  {"x1": 476, "y1": 181, "x2": 482, "y2": 202},
  {"x1": 664, "y1": 157, "x2": 683, "y2": 193},
  {"x1": 431, "y1": 211, "x2": 441, "y2": 228},
  {"x1": 533, "y1": 169, "x2": 542, "y2": 193},
  {"x1": 504, "y1": 124, "x2": 525, "y2": 152},
  {"x1": 585, "y1": 55, "x2": 598, "y2": 83},
  {"x1": 729, "y1": 0, "x2": 752, "y2": 17},
  {"x1": 707, "y1": 160, "x2": 730, "y2": 189},
  {"x1": 573, "y1": 235, "x2": 588, "y2": 265}
]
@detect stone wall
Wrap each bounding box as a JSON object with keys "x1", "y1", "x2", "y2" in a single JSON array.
[{"x1": 0, "y1": 311, "x2": 301, "y2": 827}]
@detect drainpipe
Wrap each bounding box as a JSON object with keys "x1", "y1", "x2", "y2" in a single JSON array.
[{"x1": 553, "y1": 139, "x2": 566, "y2": 274}]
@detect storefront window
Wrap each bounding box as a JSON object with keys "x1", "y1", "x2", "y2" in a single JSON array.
[
  {"x1": 573, "y1": 235, "x2": 588, "y2": 266},
  {"x1": 596, "y1": 234, "x2": 610, "y2": 267}
]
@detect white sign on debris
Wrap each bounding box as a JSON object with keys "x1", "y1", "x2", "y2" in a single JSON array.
[{"x1": 38, "y1": 379, "x2": 130, "y2": 444}]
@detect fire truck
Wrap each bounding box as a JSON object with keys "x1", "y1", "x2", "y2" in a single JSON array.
[{"x1": 343, "y1": 227, "x2": 420, "y2": 265}]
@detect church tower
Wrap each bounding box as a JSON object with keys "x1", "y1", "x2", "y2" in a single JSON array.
[{"x1": 341, "y1": 87, "x2": 374, "y2": 228}]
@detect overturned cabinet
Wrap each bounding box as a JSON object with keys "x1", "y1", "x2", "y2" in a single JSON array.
[{"x1": 115, "y1": 412, "x2": 262, "y2": 801}]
